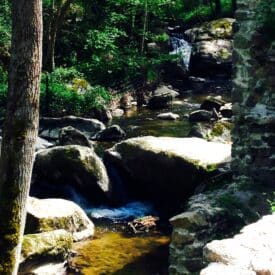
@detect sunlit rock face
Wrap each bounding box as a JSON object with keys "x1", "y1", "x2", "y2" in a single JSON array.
[
  {"x1": 201, "y1": 214, "x2": 275, "y2": 274},
  {"x1": 232, "y1": 0, "x2": 275, "y2": 187},
  {"x1": 105, "y1": 136, "x2": 231, "y2": 213}
]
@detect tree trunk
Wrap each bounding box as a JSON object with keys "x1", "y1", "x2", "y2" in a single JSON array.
[
  {"x1": 44, "y1": 0, "x2": 73, "y2": 72},
  {"x1": 232, "y1": 0, "x2": 237, "y2": 13},
  {"x1": 0, "y1": 0, "x2": 42, "y2": 274},
  {"x1": 141, "y1": 0, "x2": 148, "y2": 53},
  {"x1": 214, "y1": 0, "x2": 221, "y2": 15}
]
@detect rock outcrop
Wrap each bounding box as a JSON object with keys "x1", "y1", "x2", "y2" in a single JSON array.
[
  {"x1": 92, "y1": 125, "x2": 126, "y2": 141},
  {"x1": 105, "y1": 136, "x2": 231, "y2": 211},
  {"x1": 33, "y1": 145, "x2": 111, "y2": 203},
  {"x1": 169, "y1": 183, "x2": 272, "y2": 274}
]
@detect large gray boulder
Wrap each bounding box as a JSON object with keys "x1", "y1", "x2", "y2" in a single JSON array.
[
  {"x1": 25, "y1": 197, "x2": 95, "y2": 242},
  {"x1": 105, "y1": 136, "x2": 231, "y2": 209},
  {"x1": 33, "y1": 145, "x2": 111, "y2": 203},
  {"x1": 201, "y1": 214, "x2": 275, "y2": 275},
  {"x1": 185, "y1": 18, "x2": 235, "y2": 74},
  {"x1": 39, "y1": 116, "x2": 105, "y2": 140}
]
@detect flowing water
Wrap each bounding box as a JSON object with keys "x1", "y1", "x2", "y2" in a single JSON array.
[
  {"x1": 69, "y1": 96, "x2": 206, "y2": 274},
  {"x1": 170, "y1": 34, "x2": 192, "y2": 70}
]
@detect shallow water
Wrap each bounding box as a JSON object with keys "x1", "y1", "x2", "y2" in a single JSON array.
[{"x1": 70, "y1": 227, "x2": 170, "y2": 275}]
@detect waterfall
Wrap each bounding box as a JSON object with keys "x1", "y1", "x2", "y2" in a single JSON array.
[{"x1": 170, "y1": 34, "x2": 192, "y2": 70}]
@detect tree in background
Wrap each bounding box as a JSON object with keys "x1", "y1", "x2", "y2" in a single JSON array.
[{"x1": 0, "y1": 0, "x2": 43, "y2": 274}]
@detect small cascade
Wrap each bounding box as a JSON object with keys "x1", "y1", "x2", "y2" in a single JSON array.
[{"x1": 169, "y1": 33, "x2": 192, "y2": 70}]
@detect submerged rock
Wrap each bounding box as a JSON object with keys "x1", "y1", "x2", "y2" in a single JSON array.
[
  {"x1": 39, "y1": 116, "x2": 105, "y2": 140},
  {"x1": 59, "y1": 126, "x2": 91, "y2": 147},
  {"x1": 26, "y1": 197, "x2": 95, "y2": 242},
  {"x1": 105, "y1": 136, "x2": 231, "y2": 210},
  {"x1": 33, "y1": 145, "x2": 111, "y2": 203}
]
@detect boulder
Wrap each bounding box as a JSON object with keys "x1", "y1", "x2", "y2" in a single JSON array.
[
  {"x1": 33, "y1": 145, "x2": 111, "y2": 203},
  {"x1": 20, "y1": 230, "x2": 73, "y2": 264},
  {"x1": 25, "y1": 197, "x2": 95, "y2": 242},
  {"x1": 148, "y1": 86, "x2": 179, "y2": 110},
  {"x1": 185, "y1": 18, "x2": 235, "y2": 42},
  {"x1": 39, "y1": 116, "x2": 105, "y2": 140},
  {"x1": 157, "y1": 112, "x2": 180, "y2": 120},
  {"x1": 191, "y1": 39, "x2": 233, "y2": 74},
  {"x1": 59, "y1": 126, "x2": 91, "y2": 147},
  {"x1": 184, "y1": 18, "x2": 235, "y2": 75},
  {"x1": 202, "y1": 214, "x2": 275, "y2": 275},
  {"x1": 92, "y1": 125, "x2": 126, "y2": 141},
  {"x1": 105, "y1": 136, "x2": 231, "y2": 210},
  {"x1": 189, "y1": 110, "x2": 212, "y2": 122}
]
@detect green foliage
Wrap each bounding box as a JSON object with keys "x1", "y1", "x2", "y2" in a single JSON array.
[{"x1": 40, "y1": 68, "x2": 111, "y2": 117}]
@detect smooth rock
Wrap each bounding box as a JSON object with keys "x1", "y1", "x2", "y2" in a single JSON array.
[
  {"x1": 105, "y1": 136, "x2": 231, "y2": 209},
  {"x1": 203, "y1": 214, "x2": 275, "y2": 274},
  {"x1": 26, "y1": 197, "x2": 95, "y2": 242},
  {"x1": 157, "y1": 112, "x2": 180, "y2": 120},
  {"x1": 33, "y1": 145, "x2": 111, "y2": 203},
  {"x1": 92, "y1": 125, "x2": 126, "y2": 141},
  {"x1": 59, "y1": 126, "x2": 91, "y2": 147},
  {"x1": 154, "y1": 85, "x2": 179, "y2": 98},
  {"x1": 39, "y1": 116, "x2": 105, "y2": 140}
]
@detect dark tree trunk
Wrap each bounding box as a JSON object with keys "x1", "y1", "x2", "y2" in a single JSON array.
[
  {"x1": 232, "y1": 0, "x2": 237, "y2": 13},
  {"x1": 0, "y1": 0, "x2": 42, "y2": 274},
  {"x1": 44, "y1": 0, "x2": 73, "y2": 72},
  {"x1": 214, "y1": 0, "x2": 222, "y2": 15}
]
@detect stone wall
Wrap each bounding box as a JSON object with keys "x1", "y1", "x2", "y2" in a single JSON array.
[
  {"x1": 169, "y1": 1, "x2": 275, "y2": 274},
  {"x1": 232, "y1": 0, "x2": 275, "y2": 186}
]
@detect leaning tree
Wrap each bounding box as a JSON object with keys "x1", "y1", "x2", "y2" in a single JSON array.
[{"x1": 0, "y1": 0, "x2": 43, "y2": 274}]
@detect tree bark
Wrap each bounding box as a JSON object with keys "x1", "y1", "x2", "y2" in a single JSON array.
[
  {"x1": 232, "y1": 0, "x2": 237, "y2": 13},
  {"x1": 141, "y1": 0, "x2": 148, "y2": 53},
  {"x1": 214, "y1": 0, "x2": 222, "y2": 15},
  {"x1": 0, "y1": 0, "x2": 42, "y2": 274},
  {"x1": 44, "y1": 0, "x2": 73, "y2": 72}
]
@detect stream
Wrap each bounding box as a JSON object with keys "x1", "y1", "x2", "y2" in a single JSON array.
[{"x1": 68, "y1": 91, "x2": 229, "y2": 275}]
